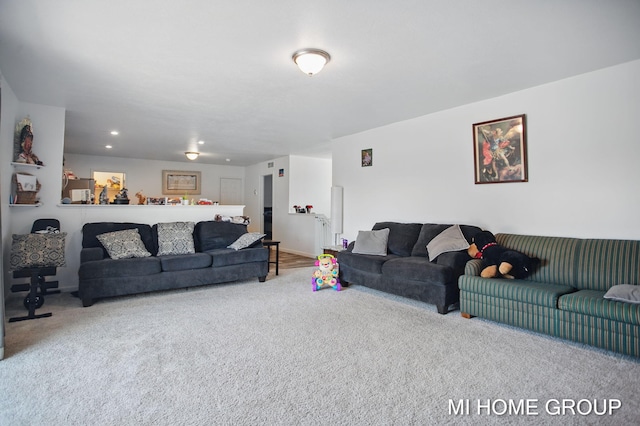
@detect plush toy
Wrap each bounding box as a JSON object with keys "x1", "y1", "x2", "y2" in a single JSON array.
[
  {"x1": 312, "y1": 254, "x2": 342, "y2": 291},
  {"x1": 467, "y1": 230, "x2": 539, "y2": 279}
]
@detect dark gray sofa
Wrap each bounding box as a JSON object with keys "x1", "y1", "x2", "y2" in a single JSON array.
[
  {"x1": 338, "y1": 222, "x2": 481, "y2": 314},
  {"x1": 78, "y1": 221, "x2": 268, "y2": 306}
]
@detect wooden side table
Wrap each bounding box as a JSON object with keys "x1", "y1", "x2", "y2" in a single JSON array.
[
  {"x1": 263, "y1": 240, "x2": 280, "y2": 275},
  {"x1": 322, "y1": 245, "x2": 344, "y2": 258}
]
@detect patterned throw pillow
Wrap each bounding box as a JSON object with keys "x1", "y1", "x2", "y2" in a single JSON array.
[
  {"x1": 96, "y1": 228, "x2": 152, "y2": 260},
  {"x1": 10, "y1": 233, "x2": 67, "y2": 271},
  {"x1": 157, "y1": 222, "x2": 195, "y2": 255},
  {"x1": 227, "y1": 232, "x2": 266, "y2": 250}
]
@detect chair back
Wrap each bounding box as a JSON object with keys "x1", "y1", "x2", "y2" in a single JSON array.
[{"x1": 31, "y1": 219, "x2": 61, "y2": 233}]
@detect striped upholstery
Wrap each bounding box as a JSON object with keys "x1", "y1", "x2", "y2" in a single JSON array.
[
  {"x1": 555, "y1": 310, "x2": 640, "y2": 357},
  {"x1": 459, "y1": 276, "x2": 575, "y2": 308},
  {"x1": 460, "y1": 292, "x2": 557, "y2": 335},
  {"x1": 496, "y1": 234, "x2": 579, "y2": 286},
  {"x1": 559, "y1": 289, "x2": 640, "y2": 326},
  {"x1": 573, "y1": 239, "x2": 640, "y2": 291},
  {"x1": 460, "y1": 233, "x2": 640, "y2": 357}
]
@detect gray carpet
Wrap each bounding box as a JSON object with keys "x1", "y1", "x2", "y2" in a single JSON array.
[{"x1": 1, "y1": 267, "x2": 638, "y2": 425}]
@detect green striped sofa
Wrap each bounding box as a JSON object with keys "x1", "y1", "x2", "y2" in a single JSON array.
[{"x1": 459, "y1": 233, "x2": 640, "y2": 357}]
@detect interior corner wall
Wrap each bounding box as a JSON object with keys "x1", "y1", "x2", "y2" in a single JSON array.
[
  {"x1": 288, "y1": 155, "x2": 332, "y2": 216},
  {"x1": 3, "y1": 101, "x2": 66, "y2": 294},
  {"x1": 332, "y1": 60, "x2": 640, "y2": 242},
  {"x1": 1, "y1": 72, "x2": 19, "y2": 301},
  {"x1": 244, "y1": 155, "x2": 331, "y2": 256}
]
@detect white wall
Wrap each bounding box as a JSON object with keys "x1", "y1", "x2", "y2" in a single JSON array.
[
  {"x1": 64, "y1": 154, "x2": 245, "y2": 203},
  {"x1": 4, "y1": 102, "x2": 67, "y2": 294},
  {"x1": 0, "y1": 72, "x2": 20, "y2": 358},
  {"x1": 244, "y1": 155, "x2": 332, "y2": 256},
  {"x1": 332, "y1": 60, "x2": 640, "y2": 242}
]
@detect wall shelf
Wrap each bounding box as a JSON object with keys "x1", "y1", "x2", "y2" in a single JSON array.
[
  {"x1": 11, "y1": 162, "x2": 44, "y2": 169},
  {"x1": 9, "y1": 203, "x2": 42, "y2": 207}
]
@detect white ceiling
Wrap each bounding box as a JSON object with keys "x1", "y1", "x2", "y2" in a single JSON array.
[{"x1": 1, "y1": 0, "x2": 639, "y2": 166}]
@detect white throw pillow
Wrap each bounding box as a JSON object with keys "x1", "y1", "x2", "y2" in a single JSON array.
[
  {"x1": 352, "y1": 228, "x2": 390, "y2": 256},
  {"x1": 603, "y1": 284, "x2": 640, "y2": 304},
  {"x1": 426, "y1": 224, "x2": 470, "y2": 261}
]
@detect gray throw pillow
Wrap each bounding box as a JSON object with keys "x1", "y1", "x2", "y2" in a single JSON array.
[
  {"x1": 10, "y1": 233, "x2": 67, "y2": 271},
  {"x1": 96, "y1": 228, "x2": 152, "y2": 260},
  {"x1": 228, "y1": 232, "x2": 266, "y2": 250},
  {"x1": 352, "y1": 228, "x2": 390, "y2": 256},
  {"x1": 426, "y1": 224, "x2": 470, "y2": 261},
  {"x1": 157, "y1": 222, "x2": 195, "y2": 255},
  {"x1": 603, "y1": 284, "x2": 640, "y2": 304}
]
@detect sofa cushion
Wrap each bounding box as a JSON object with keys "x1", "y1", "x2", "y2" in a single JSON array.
[
  {"x1": 372, "y1": 222, "x2": 422, "y2": 257},
  {"x1": 96, "y1": 229, "x2": 152, "y2": 260},
  {"x1": 83, "y1": 222, "x2": 156, "y2": 256},
  {"x1": 353, "y1": 228, "x2": 390, "y2": 256},
  {"x1": 382, "y1": 257, "x2": 453, "y2": 284},
  {"x1": 495, "y1": 234, "x2": 579, "y2": 287},
  {"x1": 573, "y1": 239, "x2": 640, "y2": 291},
  {"x1": 159, "y1": 253, "x2": 212, "y2": 272},
  {"x1": 10, "y1": 232, "x2": 67, "y2": 271},
  {"x1": 155, "y1": 222, "x2": 196, "y2": 255},
  {"x1": 559, "y1": 289, "x2": 640, "y2": 326},
  {"x1": 458, "y1": 277, "x2": 577, "y2": 308},
  {"x1": 227, "y1": 232, "x2": 266, "y2": 250},
  {"x1": 78, "y1": 256, "x2": 162, "y2": 280},
  {"x1": 208, "y1": 247, "x2": 268, "y2": 267},
  {"x1": 426, "y1": 224, "x2": 470, "y2": 261},
  {"x1": 337, "y1": 250, "x2": 400, "y2": 274},
  {"x1": 194, "y1": 221, "x2": 249, "y2": 251}
]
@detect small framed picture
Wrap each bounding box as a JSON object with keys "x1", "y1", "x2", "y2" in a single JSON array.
[
  {"x1": 147, "y1": 197, "x2": 167, "y2": 205},
  {"x1": 361, "y1": 149, "x2": 372, "y2": 167},
  {"x1": 473, "y1": 114, "x2": 528, "y2": 184}
]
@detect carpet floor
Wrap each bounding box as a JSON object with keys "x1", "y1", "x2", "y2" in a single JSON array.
[{"x1": 1, "y1": 267, "x2": 639, "y2": 425}]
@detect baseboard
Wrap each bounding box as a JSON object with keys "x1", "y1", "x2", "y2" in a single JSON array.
[{"x1": 279, "y1": 248, "x2": 316, "y2": 258}]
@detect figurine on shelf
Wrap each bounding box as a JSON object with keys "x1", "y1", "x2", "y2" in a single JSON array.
[
  {"x1": 99, "y1": 185, "x2": 108, "y2": 204},
  {"x1": 14, "y1": 118, "x2": 42, "y2": 165},
  {"x1": 135, "y1": 191, "x2": 147, "y2": 205},
  {"x1": 113, "y1": 188, "x2": 130, "y2": 204}
]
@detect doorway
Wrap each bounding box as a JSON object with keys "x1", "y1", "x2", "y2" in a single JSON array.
[{"x1": 263, "y1": 174, "x2": 273, "y2": 240}]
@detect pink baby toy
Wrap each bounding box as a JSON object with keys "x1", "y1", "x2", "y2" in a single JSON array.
[{"x1": 312, "y1": 254, "x2": 342, "y2": 291}]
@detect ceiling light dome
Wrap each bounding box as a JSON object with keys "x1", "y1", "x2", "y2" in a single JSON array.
[
  {"x1": 292, "y1": 48, "x2": 331, "y2": 76},
  {"x1": 185, "y1": 151, "x2": 199, "y2": 160}
]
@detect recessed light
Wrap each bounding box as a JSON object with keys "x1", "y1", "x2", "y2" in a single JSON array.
[
  {"x1": 105, "y1": 145, "x2": 113, "y2": 149},
  {"x1": 226, "y1": 158, "x2": 231, "y2": 162},
  {"x1": 110, "y1": 130, "x2": 119, "y2": 136},
  {"x1": 198, "y1": 140, "x2": 205, "y2": 145}
]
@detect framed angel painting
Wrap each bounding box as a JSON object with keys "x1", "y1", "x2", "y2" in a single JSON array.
[{"x1": 473, "y1": 114, "x2": 528, "y2": 184}]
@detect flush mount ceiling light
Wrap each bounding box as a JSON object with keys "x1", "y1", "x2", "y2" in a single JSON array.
[
  {"x1": 292, "y1": 48, "x2": 331, "y2": 76},
  {"x1": 185, "y1": 151, "x2": 199, "y2": 160}
]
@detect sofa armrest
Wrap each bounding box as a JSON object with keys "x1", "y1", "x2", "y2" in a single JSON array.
[
  {"x1": 464, "y1": 259, "x2": 483, "y2": 276},
  {"x1": 81, "y1": 247, "x2": 105, "y2": 263}
]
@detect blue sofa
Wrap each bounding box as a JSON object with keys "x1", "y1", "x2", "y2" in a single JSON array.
[
  {"x1": 338, "y1": 222, "x2": 482, "y2": 314},
  {"x1": 78, "y1": 221, "x2": 268, "y2": 306}
]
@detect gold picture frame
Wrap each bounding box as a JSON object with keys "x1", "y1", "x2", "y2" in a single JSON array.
[{"x1": 162, "y1": 170, "x2": 201, "y2": 195}]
